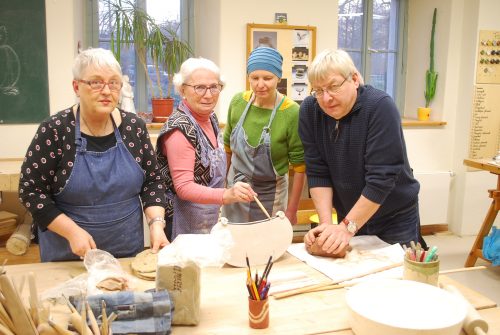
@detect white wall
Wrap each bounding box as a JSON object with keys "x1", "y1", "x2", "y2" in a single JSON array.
[{"x1": 194, "y1": 0, "x2": 338, "y2": 120}]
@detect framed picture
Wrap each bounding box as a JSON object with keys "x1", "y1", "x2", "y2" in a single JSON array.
[{"x1": 246, "y1": 23, "x2": 317, "y2": 103}]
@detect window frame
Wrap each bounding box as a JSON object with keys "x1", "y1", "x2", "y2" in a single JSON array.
[
  {"x1": 84, "y1": 0, "x2": 193, "y2": 113},
  {"x1": 338, "y1": 0, "x2": 407, "y2": 110}
]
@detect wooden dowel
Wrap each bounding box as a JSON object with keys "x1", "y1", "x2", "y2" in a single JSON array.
[
  {"x1": 253, "y1": 196, "x2": 271, "y2": 219},
  {"x1": 273, "y1": 262, "x2": 403, "y2": 299},
  {"x1": 439, "y1": 265, "x2": 487, "y2": 275}
]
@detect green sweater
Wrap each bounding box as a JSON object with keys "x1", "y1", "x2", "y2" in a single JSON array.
[{"x1": 224, "y1": 91, "x2": 305, "y2": 176}]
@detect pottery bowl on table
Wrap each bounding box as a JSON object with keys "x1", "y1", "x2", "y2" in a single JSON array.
[{"x1": 345, "y1": 279, "x2": 467, "y2": 335}]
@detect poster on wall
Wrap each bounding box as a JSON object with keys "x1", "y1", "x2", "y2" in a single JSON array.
[{"x1": 247, "y1": 23, "x2": 316, "y2": 103}]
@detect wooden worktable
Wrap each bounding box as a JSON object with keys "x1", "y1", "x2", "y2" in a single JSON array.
[{"x1": 3, "y1": 252, "x2": 499, "y2": 334}]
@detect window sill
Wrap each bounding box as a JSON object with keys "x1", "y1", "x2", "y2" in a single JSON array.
[
  {"x1": 148, "y1": 120, "x2": 447, "y2": 131},
  {"x1": 402, "y1": 118, "x2": 447, "y2": 127}
]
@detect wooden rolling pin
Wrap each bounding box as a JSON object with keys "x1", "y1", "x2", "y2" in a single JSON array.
[
  {"x1": 441, "y1": 284, "x2": 489, "y2": 335},
  {"x1": 6, "y1": 211, "x2": 33, "y2": 256}
]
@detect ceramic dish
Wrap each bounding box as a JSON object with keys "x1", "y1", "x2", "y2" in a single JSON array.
[{"x1": 345, "y1": 278, "x2": 467, "y2": 335}]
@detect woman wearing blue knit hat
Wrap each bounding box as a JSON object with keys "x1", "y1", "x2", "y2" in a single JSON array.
[{"x1": 222, "y1": 47, "x2": 305, "y2": 224}]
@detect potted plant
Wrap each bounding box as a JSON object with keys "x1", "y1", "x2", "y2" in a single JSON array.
[
  {"x1": 151, "y1": 23, "x2": 192, "y2": 120},
  {"x1": 100, "y1": 0, "x2": 192, "y2": 120},
  {"x1": 418, "y1": 8, "x2": 438, "y2": 121}
]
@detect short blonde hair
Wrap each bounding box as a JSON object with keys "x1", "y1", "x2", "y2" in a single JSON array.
[
  {"x1": 72, "y1": 48, "x2": 122, "y2": 80},
  {"x1": 308, "y1": 49, "x2": 364, "y2": 86},
  {"x1": 172, "y1": 57, "x2": 225, "y2": 94}
]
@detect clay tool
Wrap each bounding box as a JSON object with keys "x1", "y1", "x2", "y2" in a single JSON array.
[
  {"x1": 86, "y1": 301, "x2": 100, "y2": 335},
  {"x1": 47, "y1": 319, "x2": 73, "y2": 335},
  {"x1": 101, "y1": 300, "x2": 108, "y2": 335},
  {"x1": 253, "y1": 195, "x2": 271, "y2": 219},
  {"x1": 0, "y1": 271, "x2": 37, "y2": 334}
]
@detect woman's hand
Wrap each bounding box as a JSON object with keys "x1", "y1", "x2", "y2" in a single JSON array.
[
  {"x1": 67, "y1": 227, "x2": 97, "y2": 258},
  {"x1": 149, "y1": 222, "x2": 170, "y2": 253},
  {"x1": 285, "y1": 208, "x2": 298, "y2": 225},
  {"x1": 223, "y1": 181, "x2": 257, "y2": 204}
]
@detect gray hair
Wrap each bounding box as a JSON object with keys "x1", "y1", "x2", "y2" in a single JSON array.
[
  {"x1": 308, "y1": 49, "x2": 364, "y2": 86},
  {"x1": 72, "y1": 48, "x2": 122, "y2": 80},
  {"x1": 172, "y1": 57, "x2": 225, "y2": 94}
]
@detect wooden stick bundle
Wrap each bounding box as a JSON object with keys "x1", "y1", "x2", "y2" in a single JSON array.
[{"x1": 272, "y1": 264, "x2": 488, "y2": 299}]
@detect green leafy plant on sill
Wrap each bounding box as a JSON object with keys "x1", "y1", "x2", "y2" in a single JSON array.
[
  {"x1": 424, "y1": 8, "x2": 438, "y2": 108},
  {"x1": 101, "y1": 0, "x2": 192, "y2": 99}
]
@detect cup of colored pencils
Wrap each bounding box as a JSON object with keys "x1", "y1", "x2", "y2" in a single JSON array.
[
  {"x1": 246, "y1": 255, "x2": 272, "y2": 329},
  {"x1": 403, "y1": 241, "x2": 440, "y2": 286}
]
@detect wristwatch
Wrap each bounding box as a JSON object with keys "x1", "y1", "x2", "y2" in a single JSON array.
[
  {"x1": 342, "y1": 218, "x2": 358, "y2": 234},
  {"x1": 148, "y1": 216, "x2": 166, "y2": 229}
]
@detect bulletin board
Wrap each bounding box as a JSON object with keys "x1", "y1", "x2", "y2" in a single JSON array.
[
  {"x1": 246, "y1": 23, "x2": 316, "y2": 103},
  {"x1": 0, "y1": 0, "x2": 50, "y2": 124},
  {"x1": 476, "y1": 30, "x2": 500, "y2": 84}
]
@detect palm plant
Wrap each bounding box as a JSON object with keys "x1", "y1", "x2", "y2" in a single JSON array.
[{"x1": 424, "y1": 8, "x2": 438, "y2": 108}]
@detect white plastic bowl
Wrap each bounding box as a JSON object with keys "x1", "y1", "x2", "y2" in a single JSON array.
[{"x1": 345, "y1": 279, "x2": 467, "y2": 335}]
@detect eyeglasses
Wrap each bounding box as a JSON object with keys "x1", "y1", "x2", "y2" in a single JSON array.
[
  {"x1": 79, "y1": 79, "x2": 123, "y2": 92},
  {"x1": 183, "y1": 83, "x2": 223, "y2": 96},
  {"x1": 310, "y1": 75, "x2": 350, "y2": 98}
]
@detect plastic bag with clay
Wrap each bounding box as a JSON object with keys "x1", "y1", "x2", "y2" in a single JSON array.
[{"x1": 41, "y1": 249, "x2": 137, "y2": 301}]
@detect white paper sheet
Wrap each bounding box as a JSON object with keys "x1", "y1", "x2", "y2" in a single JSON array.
[{"x1": 287, "y1": 236, "x2": 405, "y2": 284}]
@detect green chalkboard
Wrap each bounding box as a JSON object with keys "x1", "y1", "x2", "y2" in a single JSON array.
[{"x1": 0, "y1": 0, "x2": 49, "y2": 124}]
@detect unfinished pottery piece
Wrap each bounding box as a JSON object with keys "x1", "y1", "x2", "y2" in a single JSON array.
[
  {"x1": 346, "y1": 278, "x2": 467, "y2": 335},
  {"x1": 211, "y1": 211, "x2": 293, "y2": 267}
]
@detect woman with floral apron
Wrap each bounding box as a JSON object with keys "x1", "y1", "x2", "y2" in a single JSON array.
[{"x1": 19, "y1": 49, "x2": 169, "y2": 262}]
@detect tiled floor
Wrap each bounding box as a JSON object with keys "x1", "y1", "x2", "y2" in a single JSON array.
[{"x1": 424, "y1": 233, "x2": 500, "y2": 305}]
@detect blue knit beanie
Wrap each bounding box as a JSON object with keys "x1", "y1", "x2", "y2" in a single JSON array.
[{"x1": 247, "y1": 47, "x2": 283, "y2": 78}]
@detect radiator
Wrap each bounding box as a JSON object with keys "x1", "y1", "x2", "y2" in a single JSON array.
[{"x1": 414, "y1": 172, "x2": 453, "y2": 226}]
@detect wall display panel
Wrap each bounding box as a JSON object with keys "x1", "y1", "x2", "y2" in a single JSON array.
[
  {"x1": 246, "y1": 23, "x2": 316, "y2": 103},
  {"x1": 476, "y1": 30, "x2": 500, "y2": 84}
]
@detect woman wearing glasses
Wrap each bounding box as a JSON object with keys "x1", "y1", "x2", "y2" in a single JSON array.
[
  {"x1": 223, "y1": 47, "x2": 305, "y2": 224},
  {"x1": 156, "y1": 57, "x2": 256, "y2": 240},
  {"x1": 299, "y1": 49, "x2": 426, "y2": 255},
  {"x1": 19, "y1": 48, "x2": 169, "y2": 262}
]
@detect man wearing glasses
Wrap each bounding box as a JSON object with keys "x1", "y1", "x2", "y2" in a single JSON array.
[{"x1": 299, "y1": 49, "x2": 426, "y2": 255}]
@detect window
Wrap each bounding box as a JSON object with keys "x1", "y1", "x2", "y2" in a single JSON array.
[
  {"x1": 87, "y1": 0, "x2": 192, "y2": 114},
  {"x1": 338, "y1": 0, "x2": 406, "y2": 108}
]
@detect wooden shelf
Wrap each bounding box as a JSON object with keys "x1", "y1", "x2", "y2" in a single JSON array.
[{"x1": 402, "y1": 118, "x2": 447, "y2": 127}]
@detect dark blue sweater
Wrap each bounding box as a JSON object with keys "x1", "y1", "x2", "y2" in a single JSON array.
[{"x1": 298, "y1": 85, "x2": 419, "y2": 222}]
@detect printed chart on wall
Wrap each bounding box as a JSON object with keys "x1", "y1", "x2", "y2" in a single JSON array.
[
  {"x1": 246, "y1": 23, "x2": 316, "y2": 103},
  {"x1": 468, "y1": 84, "x2": 500, "y2": 160},
  {"x1": 0, "y1": 0, "x2": 50, "y2": 124}
]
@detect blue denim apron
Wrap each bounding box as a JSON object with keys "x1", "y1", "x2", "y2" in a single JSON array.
[
  {"x1": 170, "y1": 107, "x2": 226, "y2": 240},
  {"x1": 38, "y1": 108, "x2": 145, "y2": 262},
  {"x1": 222, "y1": 92, "x2": 287, "y2": 223}
]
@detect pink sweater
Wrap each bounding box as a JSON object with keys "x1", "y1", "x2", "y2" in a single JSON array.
[{"x1": 161, "y1": 111, "x2": 225, "y2": 204}]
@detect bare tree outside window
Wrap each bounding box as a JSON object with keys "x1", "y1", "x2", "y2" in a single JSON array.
[{"x1": 338, "y1": 0, "x2": 404, "y2": 106}]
